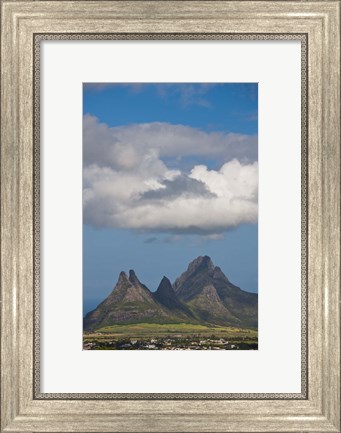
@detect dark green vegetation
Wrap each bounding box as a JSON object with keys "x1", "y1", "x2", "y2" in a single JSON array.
[{"x1": 83, "y1": 256, "x2": 258, "y2": 350}]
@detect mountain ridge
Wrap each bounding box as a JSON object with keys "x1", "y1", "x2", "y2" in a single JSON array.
[{"x1": 83, "y1": 256, "x2": 258, "y2": 331}]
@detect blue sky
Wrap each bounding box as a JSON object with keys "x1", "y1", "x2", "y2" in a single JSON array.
[{"x1": 83, "y1": 83, "x2": 258, "y2": 315}]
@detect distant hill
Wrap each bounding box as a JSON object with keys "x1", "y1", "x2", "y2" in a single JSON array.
[{"x1": 83, "y1": 256, "x2": 258, "y2": 331}]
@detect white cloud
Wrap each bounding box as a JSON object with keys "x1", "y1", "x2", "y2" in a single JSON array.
[
  {"x1": 83, "y1": 115, "x2": 257, "y2": 169},
  {"x1": 83, "y1": 116, "x2": 258, "y2": 234},
  {"x1": 190, "y1": 160, "x2": 258, "y2": 202}
]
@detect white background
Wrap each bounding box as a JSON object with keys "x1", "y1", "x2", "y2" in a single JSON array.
[{"x1": 41, "y1": 40, "x2": 301, "y2": 393}]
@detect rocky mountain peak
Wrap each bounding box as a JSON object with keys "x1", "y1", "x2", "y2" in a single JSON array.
[
  {"x1": 84, "y1": 255, "x2": 258, "y2": 332},
  {"x1": 118, "y1": 271, "x2": 129, "y2": 283},
  {"x1": 156, "y1": 276, "x2": 173, "y2": 294},
  {"x1": 154, "y1": 275, "x2": 194, "y2": 317},
  {"x1": 128, "y1": 269, "x2": 139, "y2": 285},
  {"x1": 212, "y1": 266, "x2": 230, "y2": 283},
  {"x1": 187, "y1": 255, "x2": 214, "y2": 273},
  {"x1": 174, "y1": 255, "x2": 215, "y2": 295}
]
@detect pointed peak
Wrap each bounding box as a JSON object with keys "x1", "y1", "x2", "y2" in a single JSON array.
[
  {"x1": 129, "y1": 269, "x2": 140, "y2": 285},
  {"x1": 113, "y1": 271, "x2": 131, "y2": 291},
  {"x1": 213, "y1": 266, "x2": 230, "y2": 282},
  {"x1": 187, "y1": 255, "x2": 214, "y2": 273},
  {"x1": 156, "y1": 276, "x2": 173, "y2": 294},
  {"x1": 202, "y1": 255, "x2": 214, "y2": 265},
  {"x1": 118, "y1": 271, "x2": 128, "y2": 282}
]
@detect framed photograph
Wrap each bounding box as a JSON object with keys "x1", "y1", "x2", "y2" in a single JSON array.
[
  {"x1": 82, "y1": 81, "x2": 259, "y2": 354},
  {"x1": 1, "y1": 1, "x2": 340, "y2": 432}
]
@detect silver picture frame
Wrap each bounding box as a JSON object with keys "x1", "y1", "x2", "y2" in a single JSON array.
[{"x1": 1, "y1": 2, "x2": 340, "y2": 432}]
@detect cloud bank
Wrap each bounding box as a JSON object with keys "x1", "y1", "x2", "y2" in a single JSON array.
[{"x1": 83, "y1": 115, "x2": 258, "y2": 234}]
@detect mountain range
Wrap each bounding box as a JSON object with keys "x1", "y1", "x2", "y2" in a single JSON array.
[{"x1": 83, "y1": 255, "x2": 258, "y2": 331}]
